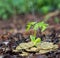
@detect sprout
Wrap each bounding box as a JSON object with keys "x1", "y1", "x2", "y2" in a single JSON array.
[{"x1": 30, "y1": 35, "x2": 41, "y2": 46}]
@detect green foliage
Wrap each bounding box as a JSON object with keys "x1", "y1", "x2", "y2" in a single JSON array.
[
  {"x1": 54, "y1": 17, "x2": 60, "y2": 24},
  {"x1": 0, "y1": 0, "x2": 60, "y2": 20},
  {"x1": 26, "y1": 22, "x2": 36, "y2": 31},
  {"x1": 30, "y1": 35, "x2": 36, "y2": 43},
  {"x1": 26, "y1": 21, "x2": 48, "y2": 32},
  {"x1": 0, "y1": 0, "x2": 13, "y2": 20},
  {"x1": 34, "y1": 21, "x2": 48, "y2": 32},
  {"x1": 30, "y1": 35, "x2": 41, "y2": 46},
  {"x1": 40, "y1": 6, "x2": 51, "y2": 14},
  {"x1": 36, "y1": 0, "x2": 60, "y2": 13}
]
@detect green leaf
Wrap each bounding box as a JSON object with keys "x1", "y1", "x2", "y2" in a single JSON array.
[
  {"x1": 37, "y1": 0, "x2": 44, "y2": 6},
  {"x1": 26, "y1": 22, "x2": 36, "y2": 31},
  {"x1": 26, "y1": 25, "x2": 31, "y2": 31},
  {"x1": 41, "y1": 26, "x2": 46, "y2": 32},
  {"x1": 38, "y1": 22, "x2": 48, "y2": 32},
  {"x1": 30, "y1": 35, "x2": 36, "y2": 43},
  {"x1": 33, "y1": 23, "x2": 39, "y2": 30},
  {"x1": 34, "y1": 38, "x2": 41, "y2": 46},
  {"x1": 2, "y1": 14, "x2": 8, "y2": 20},
  {"x1": 58, "y1": 4, "x2": 60, "y2": 9},
  {"x1": 40, "y1": 6, "x2": 51, "y2": 14}
]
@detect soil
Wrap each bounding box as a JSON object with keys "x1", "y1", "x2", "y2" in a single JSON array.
[
  {"x1": 0, "y1": 29, "x2": 60, "y2": 58},
  {"x1": 0, "y1": 14, "x2": 60, "y2": 30},
  {"x1": 0, "y1": 13, "x2": 60, "y2": 58}
]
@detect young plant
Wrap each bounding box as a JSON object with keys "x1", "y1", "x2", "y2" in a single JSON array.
[
  {"x1": 26, "y1": 21, "x2": 48, "y2": 32},
  {"x1": 30, "y1": 35, "x2": 41, "y2": 46},
  {"x1": 26, "y1": 21, "x2": 48, "y2": 46}
]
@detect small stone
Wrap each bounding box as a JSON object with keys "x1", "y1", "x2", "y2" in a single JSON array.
[
  {"x1": 19, "y1": 52, "x2": 29, "y2": 56},
  {"x1": 26, "y1": 47, "x2": 38, "y2": 52}
]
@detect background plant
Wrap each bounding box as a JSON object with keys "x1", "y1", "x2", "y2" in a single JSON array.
[
  {"x1": 54, "y1": 17, "x2": 60, "y2": 24},
  {"x1": 0, "y1": 0, "x2": 60, "y2": 20}
]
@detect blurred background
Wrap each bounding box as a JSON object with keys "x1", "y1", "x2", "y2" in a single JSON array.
[{"x1": 0, "y1": 0, "x2": 60, "y2": 32}]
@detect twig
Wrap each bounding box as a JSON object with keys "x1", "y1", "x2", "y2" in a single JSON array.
[{"x1": 44, "y1": 10, "x2": 60, "y2": 22}]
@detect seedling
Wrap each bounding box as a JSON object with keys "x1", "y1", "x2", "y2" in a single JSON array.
[
  {"x1": 26, "y1": 21, "x2": 48, "y2": 46},
  {"x1": 26, "y1": 21, "x2": 48, "y2": 32},
  {"x1": 30, "y1": 35, "x2": 41, "y2": 46}
]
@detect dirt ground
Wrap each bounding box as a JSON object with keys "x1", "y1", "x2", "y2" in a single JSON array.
[{"x1": 0, "y1": 13, "x2": 60, "y2": 34}]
